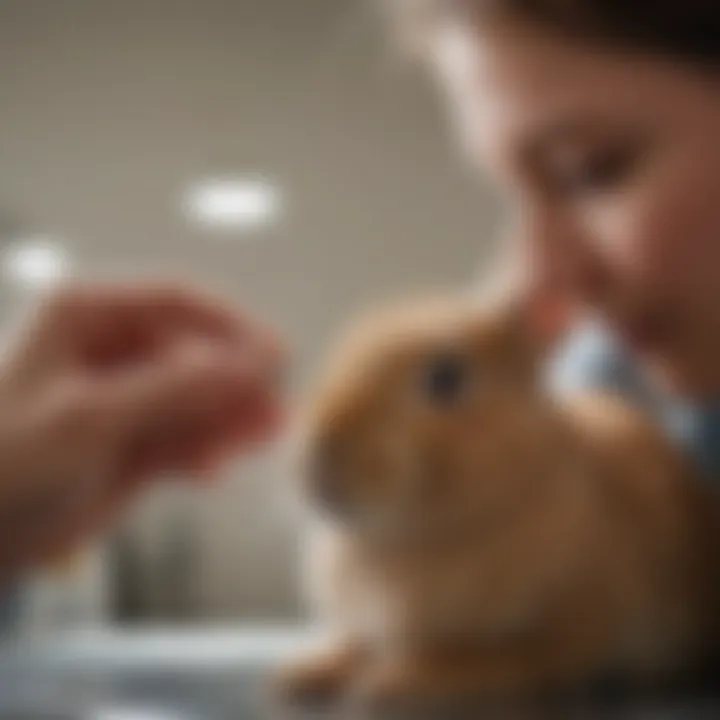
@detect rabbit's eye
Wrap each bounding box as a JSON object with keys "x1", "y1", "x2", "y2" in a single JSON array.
[{"x1": 423, "y1": 354, "x2": 467, "y2": 405}]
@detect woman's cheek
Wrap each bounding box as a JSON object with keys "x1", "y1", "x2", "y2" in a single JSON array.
[
  {"x1": 580, "y1": 198, "x2": 658, "y2": 289},
  {"x1": 630, "y1": 150, "x2": 720, "y2": 290},
  {"x1": 583, "y1": 178, "x2": 701, "y2": 293}
]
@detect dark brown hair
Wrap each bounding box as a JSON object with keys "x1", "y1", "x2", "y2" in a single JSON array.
[{"x1": 394, "y1": 0, "x2": 720, "y2": 68}]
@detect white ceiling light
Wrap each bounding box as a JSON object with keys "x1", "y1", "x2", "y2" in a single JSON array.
[
  {"x1": 2, "y1": 237, "x2": 69, "y2": 289},
  {"x1": 91, "y1": 708, "x2": 183, "y2": 720},
  {"x1": 184, "y1": 177, "x2": 282, "y2": 231}
]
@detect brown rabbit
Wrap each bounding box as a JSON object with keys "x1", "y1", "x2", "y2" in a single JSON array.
[{"x1": 278, "y1": 292, "x2": 720, "y2": 708}]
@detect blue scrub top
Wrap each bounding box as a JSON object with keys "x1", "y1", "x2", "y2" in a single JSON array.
[{"x1": 549, "y1": 321, "x2": 720, "y2": 480}]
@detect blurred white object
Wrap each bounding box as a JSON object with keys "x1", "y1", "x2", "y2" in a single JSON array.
[
  {"x1": 183, "y1": 177, "x2": 282, "y2": 231},
  {"x1": 2, "y1": 237, "x2": 69, "y2": 289}
]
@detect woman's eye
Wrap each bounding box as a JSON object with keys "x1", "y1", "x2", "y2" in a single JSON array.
[
  {"x1": 554, "y1": 146, "x2": 641, "y2": 196},
  {"x1": 422, "y1": 355, "x2": 468, "y2": 405}
]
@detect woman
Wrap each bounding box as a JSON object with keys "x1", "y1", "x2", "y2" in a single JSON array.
[{"x1": 393, "y1": 0, "x2": 720, "y2": 476}]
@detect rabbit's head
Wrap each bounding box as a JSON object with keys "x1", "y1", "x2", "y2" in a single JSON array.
[{"x1": 300, "y1": 292, "x2": 569, "y2": 541}]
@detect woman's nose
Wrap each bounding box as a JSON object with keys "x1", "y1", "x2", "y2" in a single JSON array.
[{"x1": 522, "y1": 206, "x2": 610, "y2": 305}]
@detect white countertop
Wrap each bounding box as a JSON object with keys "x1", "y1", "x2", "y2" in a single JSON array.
[
  {"x1": 0, "y1": 626, "x2": 320, "y2": 719},
  {"x1": 0, "y1": 626, "x2": 718, "y2": 720},
  {"x1": 11, "y1": 625, "x2": 321, "y2": 671}
]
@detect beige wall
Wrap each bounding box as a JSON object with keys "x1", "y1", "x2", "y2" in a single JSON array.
[{"x1": 0, "y1": 0, "x2": 502, "y2": 621}]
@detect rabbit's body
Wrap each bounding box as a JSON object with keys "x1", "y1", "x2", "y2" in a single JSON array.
[{"x1": 280, "y1": 296, "x2": 720, "y2": 704}]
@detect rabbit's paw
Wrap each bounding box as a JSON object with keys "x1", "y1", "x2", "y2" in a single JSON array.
[
  {"x1": 275, "y1": 643, "x2": 364, "y2": 706},
  {"x1": 350, "y1": 662, "x2": 427, "y2": 713}
]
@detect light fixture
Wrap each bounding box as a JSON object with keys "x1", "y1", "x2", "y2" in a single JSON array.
[
  {"x1": 92, "y1": 708, "x2": 183, "y2": 720},
  {"x1": 184, "y1": 177, "x2": 282, "y2": 231},
  {"x1": 1, "y1": 237, "x2": 69, "y2": 289}
]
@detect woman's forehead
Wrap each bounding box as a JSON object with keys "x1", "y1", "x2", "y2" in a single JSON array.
[{"x1": 429, "y1": 19, "x2": 682, "y2": 155}]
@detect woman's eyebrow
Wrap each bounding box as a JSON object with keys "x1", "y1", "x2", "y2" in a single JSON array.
[
  {"x1": 521, "y1": 118, "x2": 605, "y2": 162},
  {"x1": 519, "y1": 115, "x2": 641, "y2": 173}
]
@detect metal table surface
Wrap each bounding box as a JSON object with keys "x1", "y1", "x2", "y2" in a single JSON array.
[{"x1": 0, "y1": 627, "x2": 717, "y2": 719}]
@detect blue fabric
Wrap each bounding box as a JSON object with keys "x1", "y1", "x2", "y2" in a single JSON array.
[{"x1": 549, "y1": 322, "x2": 720, "y2": 480}]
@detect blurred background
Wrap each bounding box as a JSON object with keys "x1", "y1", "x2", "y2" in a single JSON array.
[{"x1": 0, "y1": 0, "x2": 501, "y2": 634}]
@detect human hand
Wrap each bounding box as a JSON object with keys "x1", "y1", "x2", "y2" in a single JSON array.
[{"x1": 0, "y1": 281, "x2": 286, "y2": 581}]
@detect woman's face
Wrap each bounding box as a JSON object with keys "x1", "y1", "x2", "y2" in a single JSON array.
[{"x1": 430, "y1": 19, "x2": 720, "y2": 395}]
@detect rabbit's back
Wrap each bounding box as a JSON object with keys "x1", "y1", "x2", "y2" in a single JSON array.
[{"x1": 308, "y1": 392, "x2": 720, "y2": 677}]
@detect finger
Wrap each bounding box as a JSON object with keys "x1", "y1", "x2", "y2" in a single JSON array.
[
  {"x1": 173, "y1": 397, "x2": 285, "y2": 475},
  {"x1": 32, "y1": 281, "x2": 288, "y2": 370},
  {"x1": 99, "y1": 343, "x2": 279, "y2": 455},
  {"x1": 122, "y1": 386, "x2": 285, "y2": 480},
  {"x1": 46, "y1": 281, "x2": 248, "y2": 336}
]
